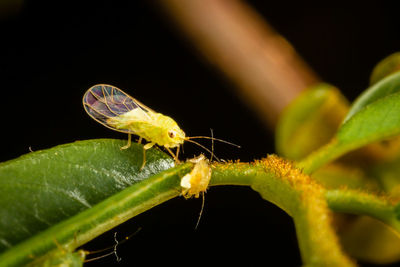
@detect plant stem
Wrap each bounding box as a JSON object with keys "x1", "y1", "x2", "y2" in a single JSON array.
[
  {"x1": 211, "y1": 156, "x2": 355, "y2": 266},
  {"x1": 326, "y1": 189, "x2": 400, "y2": 233},
  {"x1": 5, "y1": 156, "x2": 399, "y2": 266}
]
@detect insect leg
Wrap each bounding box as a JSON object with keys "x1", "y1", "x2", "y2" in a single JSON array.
[
  {"x1": 137, "y1": 137, "x2": 142, "y2": 144},
  {"x1": 140, "y1": 143, "x2": 155, "y2": 170},
  {"x1": 175, "y1": 146, "x2": 180, "y2": 161},
  {"x1": 143, "y1": 143, "x2": 154, "y2": 150},
  {"x1": 165, "y1": 147, "x2": 180, "y2": 163},
  {"x1": 120, "y1": 134, "x2": 132, "y2": 150}
]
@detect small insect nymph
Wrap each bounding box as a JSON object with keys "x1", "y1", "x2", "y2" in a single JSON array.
[
  {"x1": 181, "y1": 154, "x2": 212, "y2": 199},
  {"x1": 180, "y1": 154, "x2": 212, "y2": 228},
  {"x1": 83, "y1": 84, "x2": 239, "y2": 168}
]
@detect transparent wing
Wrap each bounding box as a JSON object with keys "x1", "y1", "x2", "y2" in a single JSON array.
[{"x1": 82, "y1": 84, "x2": 153, "y2": 133}]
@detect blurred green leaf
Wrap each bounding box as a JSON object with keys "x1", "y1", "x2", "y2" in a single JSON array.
[
  {"x1": 394, "y1": 202, "x2": 400, "y2": 221},
  {"x1": 0, "y1": 139, "x2": 174, "y2": 252},
  {"x1": 343, "y1": 72, "x2": 400, "y2": 124},
  {"x1": 339, "y1": 216, "x2": 400, "y2": 264},
  {"x1": 299, "y1": 73, "x2": 400, "y2": 173},
  {"x1": 338, "y1": 91, "x2": 400, "y2": 148},
  {"x1": 275, "y1": 83, "x2": 348, "y2": 160},
  {"x1": 370, "y1": 52, "x2": 400, "y2": 85},
  {"x1": 369, "y1": 152, "x2": 400, "y2": 196},
  {"x1": 312, "y1": 164, "x2": 379, "y2": 191}
]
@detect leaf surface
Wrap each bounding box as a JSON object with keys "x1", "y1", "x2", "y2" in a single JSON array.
[
  {"x1": 343, "y1": 72, "x2": 400, "y2": 124},
  {"x1": 299, "y1": 73, "x2": 400, "y2": 173},
  {"x1": 370, "y1": 52, "x2": 400, "y2": 85},
  {"x1": 275, "y1": 83, "x2": 348, "y2": 160},
  {"x1": 0, "y1": 139, "x2": 174, "y2": 252}
]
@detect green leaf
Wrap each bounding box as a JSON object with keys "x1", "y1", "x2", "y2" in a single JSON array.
[
  {"x1": 343, "y1": 71, "x2": 400, "y2": 124},
  {"x1": 1, "y1": 163, "x2": 191, "y2": 267},
  {"x1": 370, "y1": 52, "x2": 400, "y2": 85},
  {"x1": 275, "y1": 83, "x2": 349, "y2": 160},
  {"x1": 311, "y1": 164, "x2": 379, "y2": 191},
  {"x1": 338, "y1": 91, "x2": 400, "y2": 146},
  {"x1": 299, "y1": 72, "x2": 400, "y2": 173},
  {"x1": 0, "y1": 139, "x2": 174, "y2": 252},
  {"x1": 369, "y1": 152, "x2": 400, "y2": 195},
  {"x1": 395, "y1": 202, "x2": 400, "y2": 221},
  {"x1": 339, "y1": 216, "x2": 400, "y2": 264}
]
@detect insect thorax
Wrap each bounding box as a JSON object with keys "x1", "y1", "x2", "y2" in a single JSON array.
[{"x1": 108, "y1": 110, "x2": 185, "y2": 147}]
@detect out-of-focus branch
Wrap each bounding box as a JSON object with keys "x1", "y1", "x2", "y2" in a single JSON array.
[{"x1": 159, "y1": 0, "x2": 319, "y2": 129}]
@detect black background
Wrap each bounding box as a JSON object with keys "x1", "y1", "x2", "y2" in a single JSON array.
[{"x1": 1, "y1": 1, "x2": 400, "y2": 266}]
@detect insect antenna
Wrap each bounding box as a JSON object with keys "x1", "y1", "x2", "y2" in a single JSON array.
[
  {"x1": 186, "y1": 136, "x2": 241, "y2": 148},
  {"x1": 84, "y1": 232, "x2": 120, "y2": 263},
  {"x1": 84, "y1": 228, "x2": 141, "y2": 263},
  {"x1": 195, "y1": 192, "x2": 206, "y2": 230},
  {"x1": 210, "y1": 129, "x2": 214, "y2": 162},
  {"x1": 185, "y1": 139, "x2": 221, "y2": 162}
]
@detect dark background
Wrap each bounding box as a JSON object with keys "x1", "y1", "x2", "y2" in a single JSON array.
[{"x1": 1, "y1": 1, "x2": 400, "y2": 266}]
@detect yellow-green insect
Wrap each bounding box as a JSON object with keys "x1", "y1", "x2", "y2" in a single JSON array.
[{"x1": 83, "y1": 84, "x2": 234, "y2": 167}]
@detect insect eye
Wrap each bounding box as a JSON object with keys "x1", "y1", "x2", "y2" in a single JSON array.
[{"x1": 168, "y1": 131, "x2": 176, "y2": 138}]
